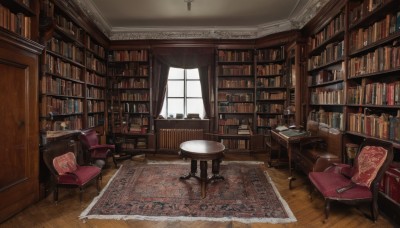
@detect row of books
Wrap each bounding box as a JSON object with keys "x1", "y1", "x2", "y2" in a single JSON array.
[
  {"x1": 117, "y1": 78, "x2": 149, "y2": 89},
  {"x1": 218, "y1": 102, "x2": 254, "y2": 113},
  {"x1": 0, "y1": 4, "x2": 31, "y2": 39},
  {"x1": 348, "y1": 81, "x2": 400, "y2": 105},
  {"x1": 120, "y1": 92, "x2": 149, "y2": 101},
  {"x1": 218, "y1": 65, "x2": 252, "y2": 76},
  {"x1": 348, "y1": 45, "x2": 400, "y2": 77},
  {"x1": 218, "y1": 117, "x2": 240, "y2": 126},
  {"x1": 218, "y1": 92, "x2": 253, "y2": 102},
  {"x1": 348, "y1": 112, "x2": 400, "y2": 141},
  {"x1": 256, "y1": 103, "x2": 284, "y2": 113},
  {"x1": 380, "y1": 165, "x2": 400, "y2": 204},
  {"x1": 308, "y1": 110, "x2": 344, "y2": 130},
  {"x1": 350, "y1": 0, "x2": 392, "y2": 26},
  {"x1": 85, "y1": 72, "x2": 106, "y2": 87},
  {"x1": 124, "y1": 116, "x2": 149, "y2": 126},
  {"x1": 308, "y1": 41, "x2": 344, "y2": 71},
  {"x1": 109, "y1": 64, "x2": 149, "y2": 77},
  {"x1": 87, "y1": 100, "x2": 104, "y2": 113},
  {"x1": 87, "y1": 114, "x2": 104, "y2": 128},
  {"x1": 310, "y1": 89, "x2": 344, "y2": 105},
  {"x1": 86, "y1": 36, "x2": 106, "y2": 59},
  {"x1": 86, "y1": 53, "x2": 107, "y2": 74},
  {"x1": 256, "y1": 63, "x2": 283, "y2": 76},
  {"x1": 86, "y1": 87, "x2": 105, "y2": 99},
  {"x1": 55, "y1": 14, "x2": 84, "y2": 43},
  {"x1": 217, "y1": 50, "x2": 252, "y2": 62},
  {"x1": 218, "y1": 79, "x2": 254, "y2": 88},
  {"x1": 47, "y1": 38, "x2": 84, "y2": 64},
  {"x1": 50, "y1": 118, "x2": 82, "y2": 131},
  {"x1": 256, "y1": 47, "x2": 284, "y2": 62},
  {"x1": 349, "y1": 11, "x2": 400, "y2": 52},
  {"x1": 308, "y1": 67, "x2": 344, "y2": 86},
  {"x1": 309, "y1": 12, "x2": 345, "y2": 50},
  {"x1": 257, "y1": 91, "x2": 286, "y2": 100},
  {"x1": 41, "y1": 75, "x2": 83, "y2": 97},
  {"x1": 45, "y1": 55, "x2": 82, "y2": 80},
  {"x1": 220, "y1": 139, "x2": 249, "y2": 150},
  {"x1": 257, "y1": 115, "x2": 283, "y2": 128},
  {"x1": 41, "y1": 97, "x2": 83, "y2": 116},
  {"x1": 257, "y1": 76, "x2": 283, "y2": 88},
  {"x1": 122, "y1": 102, "x2": 149, "y2": 113},
  {"x1": 108, "y1": 50, "x2": 148, "y2": 62}
]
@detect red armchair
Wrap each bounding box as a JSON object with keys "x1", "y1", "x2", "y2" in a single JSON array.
[
  {"x1": 43, "y1": 140, "x2": 101, "y2": 203},
  {"x1": 308, "y1": 138, "x2": 393, "y2": 222},
  {"x1": 80, "y1": 129, "x2": 116, "y2": 168}
]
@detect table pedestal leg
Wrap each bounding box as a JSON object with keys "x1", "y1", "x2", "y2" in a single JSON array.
[
  {"x1": 200, "y1": 161, "x2": 207, "y2": 198},
  {"x1": 210, "y1": 158, "x2": 224, "y2": 181},
  {"x1": 180, "y1": 159, "x2": 197, "y2": 179}
]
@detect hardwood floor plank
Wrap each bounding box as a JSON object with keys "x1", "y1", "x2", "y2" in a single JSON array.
[{"x1": 1, "y1": 153, "x2": 396, "y2": 228}]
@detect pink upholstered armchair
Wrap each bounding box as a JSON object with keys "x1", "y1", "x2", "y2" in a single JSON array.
[
  {"x1": 80, "y1": 129, "x2": 116, "y2": 168},
  {"x1": 308, "y1": 138, "x2": 393, "y2": 223},
  {"x1": 43, "y1": 140, "x2": 101, "y2": 203}
]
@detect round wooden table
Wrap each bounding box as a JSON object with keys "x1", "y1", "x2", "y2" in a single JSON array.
[{"x1": 179, "y1": 140, "x2": 225, "y2": 198}]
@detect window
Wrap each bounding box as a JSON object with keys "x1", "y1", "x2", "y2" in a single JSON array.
[{"x1": 160, "y1": 67, "x2": 204, "y2": 118}]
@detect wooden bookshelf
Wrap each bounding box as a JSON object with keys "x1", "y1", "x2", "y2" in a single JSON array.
[
  {"x1": 39, "y1": 0, "x2": 108, "y2": 133},
  {"x1": 107, "y1": 49, "x2": 154, "y2": 155}
]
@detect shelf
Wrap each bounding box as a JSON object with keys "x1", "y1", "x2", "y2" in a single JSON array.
[
  {"x1": 44, "y1": 72, "x2": 84, "y2": 84},
  {"x1": 349, "y1": 0, "x2": 398, "y2": 30},
  {"x1": 346, "y1": 131, "x2": 400, "y2": 149},
  {"x1": 308, "y1": 79, "x2": 344, "y2": 88},
  {"x1": 308, "y1": 58, "x2": 344, "y2": 72},
  {"x1": 0, "y1": 0, "x2": 36, "y2": 16},
  {"x1": 309, "y1": 30, "x2": 345, "y2": 56},
  {"x1": 46, "y1": 50, "x2": 85, "y2": 68},
  {"x1": 349, "y1": 31, "x2": 400, "y2": 56}
]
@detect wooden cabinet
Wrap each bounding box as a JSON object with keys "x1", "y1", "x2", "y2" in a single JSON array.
[
  {"x1": 0, "y1": 29, "x2": 43, "y2": 223},
  {"x1": 107, "y1": 49, "x2": 154, "y2": 155}
]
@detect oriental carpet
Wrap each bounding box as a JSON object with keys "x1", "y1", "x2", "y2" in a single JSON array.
[{"x1": 80, "y1": 161, "x2": 296, "y2": 224}]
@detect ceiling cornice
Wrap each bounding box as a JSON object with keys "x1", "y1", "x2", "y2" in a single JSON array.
[{"x1": 72, "y1": 0, "x2": 329, "y2": 40}]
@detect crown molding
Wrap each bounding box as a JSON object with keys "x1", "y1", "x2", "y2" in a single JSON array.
[{"x1": 73, "y1": 0, "x2": 329, "y2": 40}]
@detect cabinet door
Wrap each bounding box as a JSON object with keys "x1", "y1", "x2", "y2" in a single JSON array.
[{"x1": 0, "y1": 42, "x2": 40, "y2": 222}]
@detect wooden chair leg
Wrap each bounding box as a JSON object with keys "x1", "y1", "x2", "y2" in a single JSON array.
[
  {"x1": 79, "y1": 187, "x2": 83, "y2": 202},
  {"x1": 371, "y1": 198, "x2": 379, "y2": 222},
  {"x1": 96, "y1": 177, "x2": 100, "y2": 194},
  {"x1": 324, "y1": 199, "x2": 330, "y2": 223},
  {"x1": 54, "y1": 186, "x2": 59, "y2": 203}
]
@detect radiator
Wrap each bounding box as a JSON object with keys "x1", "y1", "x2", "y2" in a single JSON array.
[{"x1": 158, "y1": 129, "x2": 203, "y2": 150}]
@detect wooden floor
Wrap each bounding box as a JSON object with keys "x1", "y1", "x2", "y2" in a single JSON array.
[{"x1": 1, "y1": 153, "x2": 397, "y2": 228}]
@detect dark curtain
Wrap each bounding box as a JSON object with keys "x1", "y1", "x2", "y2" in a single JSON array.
[{"x1": 152, "y1": 47, "x2": 215, "y2": 119}]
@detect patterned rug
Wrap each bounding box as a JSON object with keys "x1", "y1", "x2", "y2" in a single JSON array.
[{"x1": 80, "y1": 161, "x2": 296, "y2": 224}]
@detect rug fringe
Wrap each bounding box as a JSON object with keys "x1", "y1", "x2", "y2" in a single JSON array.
[{"x1": 79, "y1": 165, "x2": 124, "y2": 220}]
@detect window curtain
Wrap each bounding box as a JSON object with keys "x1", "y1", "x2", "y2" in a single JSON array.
[{"x1": 152, "y1": 47, "x2": 215, "y2": 119}]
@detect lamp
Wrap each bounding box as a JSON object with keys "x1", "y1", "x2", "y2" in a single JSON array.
[{"x1": 184, "y1": 0, "x2": 193, "y2": 11}]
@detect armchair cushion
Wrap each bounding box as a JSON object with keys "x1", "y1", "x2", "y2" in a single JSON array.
[
  {"x1": 58, "y1": 166, "x2": 101, "y2": 185},
  {"x1": 309, "y1": 172, "x2": 372, "y2": 200},
  {"x1": 53, "y1": 152, "x2": 78, "y2": 175},
  {"x1": 351, "y1": 146, "x2": 387, "y2": 188}
]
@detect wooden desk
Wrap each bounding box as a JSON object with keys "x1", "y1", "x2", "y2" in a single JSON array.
[
  {"x1": 271, "y1": 129, "x2": 309, "y2": 189},
  {"x1": 179, "y1": 140, "x2": 225, "y2": 198}
]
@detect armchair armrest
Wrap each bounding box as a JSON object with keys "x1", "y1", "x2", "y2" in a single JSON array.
[{"x1": 89, "y1": 144, "x2": 115, "y2": 150}]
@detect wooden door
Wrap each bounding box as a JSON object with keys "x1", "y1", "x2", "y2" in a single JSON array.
[{"x1": 0, "y1": 33, "x2": 42, "y2": 222}]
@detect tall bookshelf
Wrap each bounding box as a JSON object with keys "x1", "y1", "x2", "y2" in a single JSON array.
[
  {"x1": 344, "y1": 0, "x2": 400, "y2": 221},
  {"x1": 39, "y1": 0, "x2": 107, "y2": 133},
  {"x1": 107, "y1": 49, "x2": 154, "y2": 155},
  {"x1": 255, "y1": 46, "x2": 286, "y2": 133},
  {"x1": 306, "y1": 6, "x2": 346, "y2": 131},
  {"x1": 216, "y1": 48, "x2": 255, "y2": 152},
  {"x1": 304, "y1": 0, "x2": 400, "y2": 222}
]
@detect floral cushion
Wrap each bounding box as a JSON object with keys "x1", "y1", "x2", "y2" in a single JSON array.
[
  {"x1": 351, "y1": 146, "x2": 387, "y2": 188},
  {"x1": 53, "y1": 152, "x2": 78, "y2": 175}
]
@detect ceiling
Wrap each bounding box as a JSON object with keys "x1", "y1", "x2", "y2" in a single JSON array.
[{"x1": 72, "y1": 0, "x2": 330, "y2": 40}]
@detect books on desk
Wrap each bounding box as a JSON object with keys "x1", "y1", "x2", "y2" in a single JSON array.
[{"x1": 278, "y1": 129, "x2": 308, "y2": 139}]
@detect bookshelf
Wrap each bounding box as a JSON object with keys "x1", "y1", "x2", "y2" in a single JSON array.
[
  {"x1": 344, "y1": 0, "x2": 400, "y2": 221},
  {"x1": 255, "y1": 46, "x2": 286, "y2": 134},
  {"x1": 306, "y1": 6, "x2": 346, "y2": 131},
  {"x1": 107, "y1": 49, "x2": 154, "y2": 155},
  {"x1": 39, "y1": 0, "x2": 107, "y2": 133},
  {"x1": 216, "y1": 48, "x2": 255, "y2": 152}
]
